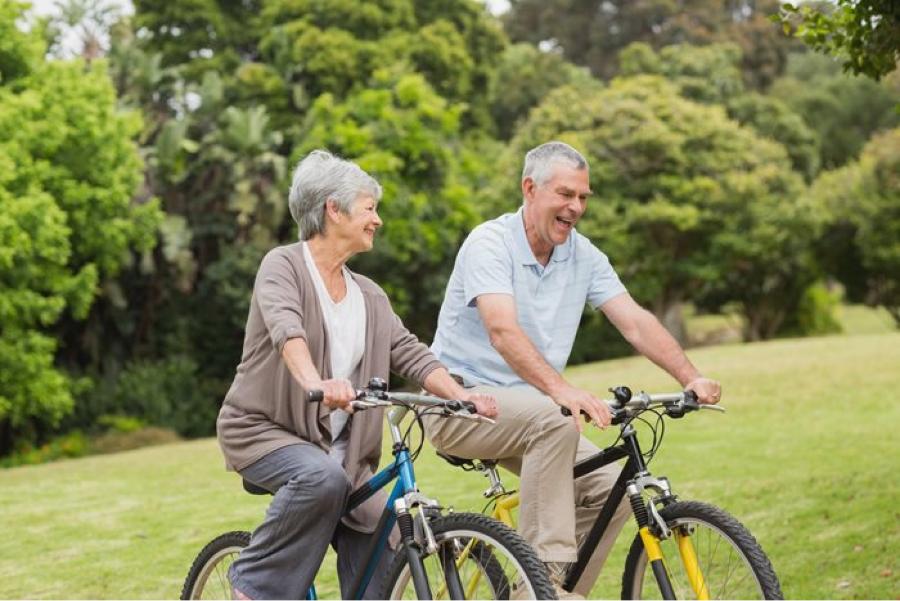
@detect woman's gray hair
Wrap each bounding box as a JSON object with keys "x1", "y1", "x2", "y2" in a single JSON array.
[
  {"x1": 288, "y1": 149, "x2": 383, "y2": 240},
  {"x1": 522, "y1": 141, "x2": 588, "y2": 186}
]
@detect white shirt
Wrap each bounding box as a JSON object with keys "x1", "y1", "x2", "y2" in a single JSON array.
[{"x1": 302, "y1": 242, "x2": 366, "y2": 464}]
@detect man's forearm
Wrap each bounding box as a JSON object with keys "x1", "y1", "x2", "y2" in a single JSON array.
[
  {"x1": 625, "y1": 311, "x2": 701, "y2": 386},
  {"x1": 490, "y1": 326, "x2": 568, "y2": 395}
]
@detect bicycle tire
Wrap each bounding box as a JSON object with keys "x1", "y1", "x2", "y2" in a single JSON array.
[
  {"x1": 181, "y1": 531, "x2": 250, "y2": 600},
  {"x1": 620, "y1": 500, "x2": 782, "y2": 600},
  {"x1": 382, "y1": 512, "x2": 557, "y2": 600}
]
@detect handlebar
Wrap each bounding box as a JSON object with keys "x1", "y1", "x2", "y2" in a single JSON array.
[
  {"x1": 560, "y1": 388, "x2": 724, "y2": 423},
  {"x1": 306, "y1": 380, "x2": 491, "y2": 423}
]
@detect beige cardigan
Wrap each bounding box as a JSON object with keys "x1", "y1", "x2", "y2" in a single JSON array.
[{"x1": 217, "y1": 242, "x2": 442, "y2": 532}]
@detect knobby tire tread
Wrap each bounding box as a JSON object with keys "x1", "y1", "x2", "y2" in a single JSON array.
[
  {"x1": 181, "y1": 530, "x2": 250, "y2": 600},
  {"x1": 620, "y1": 500, "x2": 782, "y2": 600},
  {"x1": 382, "y1": 512, "x2": 557, "y2": 600}
]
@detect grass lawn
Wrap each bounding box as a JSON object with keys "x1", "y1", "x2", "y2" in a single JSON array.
[{"x1": 1, "y1": 331, "x2": 898, "y2": 599}]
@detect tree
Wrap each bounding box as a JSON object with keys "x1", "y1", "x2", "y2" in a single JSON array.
[
  {"x1": 49, "y1": 0, "x2": 121, "y2": 62},
  {"x1": 94, "y1": 0, "x2": 509, "y2": 405},
  {"x1": 496, "y1": 75, "x2": 814, "y2": 343},
  {"x1": 769, "y1": 51, "x2": 899, "y2": 169},
  {"x1": 776, "y1": 0, "x2": 900, "y2": 81},
  {"x1": 812, "y1": 128, "x2": 900, "y2": 324},
  {"x1": 0, "y1": 1, "x2": 160, "y2": 455},
  {"x1": 488, "y1": 43, "x2": 598, "y2": 140},
  {"x1": 620, "y1": 41, "x2": 821, "y2": 179},
  {"x1": 503, "y1": 0, "x2": 797, "y2": 87}
]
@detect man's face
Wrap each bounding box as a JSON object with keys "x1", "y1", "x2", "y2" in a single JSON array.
[{"x1": 522, "y1": 164, "x2": 591, "y2": 252}]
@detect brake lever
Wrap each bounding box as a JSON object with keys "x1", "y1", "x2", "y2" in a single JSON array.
[
  {"x1": 700, "y1": 404, "x2": 726, "y2": 412},
  {"x1": 351, "y1": 399, "x2": 391, "y2": 411},
  {"x1": 448, "y1": 411, "x2": 496, "y2": 425}
]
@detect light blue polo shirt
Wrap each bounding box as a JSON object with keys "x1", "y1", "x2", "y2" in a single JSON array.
[{"x1": 431, "y1": 207, "x2": 627, "y2": 387}]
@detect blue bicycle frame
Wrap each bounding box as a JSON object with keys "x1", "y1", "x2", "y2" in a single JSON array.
[{"x1": 306, "y1": 407, "x2": 421, "y2": 600}]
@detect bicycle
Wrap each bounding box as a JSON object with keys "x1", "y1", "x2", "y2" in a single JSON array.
[
  {"x1": 437, "y1": 386, "x2": 783, "y2": 600},
  {"x1": 181, "y1": 378, "x2": 557, "y2": 600}
]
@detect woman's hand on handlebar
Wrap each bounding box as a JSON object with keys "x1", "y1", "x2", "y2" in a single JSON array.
[
  {"x1": 461, "y1": 392, "x2": 498, "y2": 418},
  {"x1": 315, "y1": 378, "x2": 357, "y2": 412}
]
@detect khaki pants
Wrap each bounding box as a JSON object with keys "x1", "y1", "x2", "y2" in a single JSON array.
[{"x1": 425, "y1": 385, "x2": 632, "y2": 596}]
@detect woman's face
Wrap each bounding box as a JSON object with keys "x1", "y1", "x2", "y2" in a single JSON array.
[{"x1": 334, "y1": 194, "x2": 383, "y2": 253}]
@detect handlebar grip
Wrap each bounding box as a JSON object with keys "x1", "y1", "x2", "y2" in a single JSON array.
[
  {"x1": 462, "y1": 401, "x2": 477, "y2": 413},
  {"x1": 683, "y1": 390, "x2": 699, "y2": 404},
  {"x1": 307, "y1": 390, "x2": 324, "y2": 403},
  {"x1": 560, "y1": 406, "x2": 596, "y2": 420},
  {"x1": 561, "y1": 405, "x2": 624, "y2": 425}
]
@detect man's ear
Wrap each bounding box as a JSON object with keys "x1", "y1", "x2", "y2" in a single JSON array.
[{"x1": 521, "y1": 177, "x2": 535, "y2": 203}]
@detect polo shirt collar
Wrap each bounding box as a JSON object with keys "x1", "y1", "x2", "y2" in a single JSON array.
[{"x1": 510, "y1": 206, "x2": 573, "y2": 266}]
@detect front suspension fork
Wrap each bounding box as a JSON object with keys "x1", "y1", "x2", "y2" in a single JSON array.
[
  {"x1": 629, "y1": 486, "x2": 677, "y2": 599},
  {"x1": 629, "y1": 488, "x2": 709, "y2": 600}
]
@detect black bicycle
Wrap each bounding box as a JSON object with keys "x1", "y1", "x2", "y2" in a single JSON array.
[
  {"x1": 181, "y1": 378, "x2": 556, "y2": 600},
  {"x1": 439, "y1": 386, "x2": 784, "y2": 599}
]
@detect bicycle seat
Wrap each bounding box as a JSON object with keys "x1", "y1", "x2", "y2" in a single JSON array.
[
  {"x1": 436, "y1": 451, "x2": 498, "y2": 470},
  {"x1": 242, "y1": 479, "x2": 271, "y2": 496}
]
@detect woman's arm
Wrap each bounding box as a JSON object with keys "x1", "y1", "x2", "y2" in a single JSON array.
[{"x1": 282, "y1": 336, "x2": 356, "y2": 410}]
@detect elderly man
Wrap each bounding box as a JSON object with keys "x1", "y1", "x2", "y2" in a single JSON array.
[{"x1": 425, "y1": 141, "x2": 722, "y2": 598}]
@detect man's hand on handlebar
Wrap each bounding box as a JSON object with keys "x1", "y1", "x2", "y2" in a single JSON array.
[
  {"x1": 684, "y1": 377, "x2": 722, "y2": 405},
  {"x1": 549, "y1": 383, "x2": 612, "y2": 432},
  {"x1": 460, "y1": 392, "x2": 498, "y2": 419}
]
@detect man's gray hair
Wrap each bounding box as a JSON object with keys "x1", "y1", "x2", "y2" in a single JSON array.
[
  {"x1": 288, "y1": 149, "x2": 383, "y2": 240},
  {"x1": 521, "y1": 141, "x2": 588, "y2": 186}
]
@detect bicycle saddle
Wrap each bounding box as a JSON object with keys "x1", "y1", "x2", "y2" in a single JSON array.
[
  {"x1": 242, "y1": 479, "x2": 271, "y2": 495},
  {"x1": 436, "y1": 451, "x2": 498, "y2": 470}
]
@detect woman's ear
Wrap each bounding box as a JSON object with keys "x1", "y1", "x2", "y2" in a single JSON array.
[{"x1": 324, "y1": 198, "x2": 342, "y2": 223}]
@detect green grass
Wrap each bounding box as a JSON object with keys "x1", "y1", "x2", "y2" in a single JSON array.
[{"x1": 1, "y1": 331, "x2": 898, "y2": 599}]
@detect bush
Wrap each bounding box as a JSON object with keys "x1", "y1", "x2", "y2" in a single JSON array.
[
  {"x1": 779, "y1": 281, "x2": 843, "y2": 337},
  {"x1": 0, "y1": 431, "x2": 90, "y2": 468},
  {"x1": 90, "y1": 427, "x2": 181, "y2": 455},
  {"x1": 71, "y1": 357, "x2": 223, "y2": 438}
]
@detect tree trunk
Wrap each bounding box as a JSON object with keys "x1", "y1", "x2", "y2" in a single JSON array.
[{"x1": 654, "y1": 299, "x2": 687, "y2": 346}]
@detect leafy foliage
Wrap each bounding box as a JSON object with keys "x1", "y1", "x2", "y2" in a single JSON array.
[
  {"x1": 812, "y1": 128, "x2": 900, "y2": 325},
  {"x1": 488, "y1": 43, "x2": 599, "y2": 140},
  {"x1": 504, "y1": 0, "x2": 797, "y2": 87},
  {"x1": 0, "y1": 2, "x2": 159, "y2": 454},
  {"x1": 620, "y1": 42, "x2": 822, "y2": 180},
  {"x1": 769, "y1": 51, "x2": 899, "y2": 169},
  {"x1": 776, "y1": 0, "x2": 900, "y2": 81}
]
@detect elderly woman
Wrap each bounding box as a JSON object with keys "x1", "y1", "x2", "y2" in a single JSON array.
[{"x1": 216, "y1": 149, "x2": 497, "y2": 600}]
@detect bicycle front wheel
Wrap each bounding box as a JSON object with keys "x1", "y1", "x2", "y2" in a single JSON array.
[
  {"x1": 621, "y1": 501, "x2": 782, "y2": 600},
  {"x1": 383, "y1": 512, "x2": 557, "y2": 600},
  {"x1": 181, "y1": 531, "x2": 249, "y2": 600}
]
